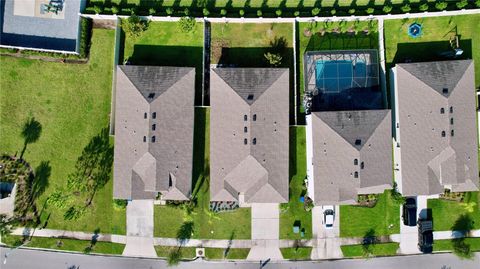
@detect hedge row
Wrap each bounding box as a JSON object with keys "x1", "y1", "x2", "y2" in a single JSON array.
[
  {"x1": 84, "y1": 1, "x2": 480, "y2": 18},
  {"x1": 79, "y1": 17, "x2": 93, "y2": 58}
]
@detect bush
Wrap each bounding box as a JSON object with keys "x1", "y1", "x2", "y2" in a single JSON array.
[
  {"x1": 456, "y1": 0, "x2": 468, "y2": 9},
  {"x1": 366, "y1": 7, "x2": 375, "y2": 14},
  {"x1": 435, "y1": 1, "x2": 448, "y2": 10},
  {"x1": 203, "y1": 8, "x2": 210, "y2": 16},
  {"x1": 348, "y1": 9, "x2": 355, "y2": 15},
  {"x1": 184, "y1": 8, "x2": 190, "y2": 16},
  {"x1": 78, "y1": 17, "x2": 92, "y2": 58},
  {"x1": 111, "y1": 5, "x2": 119, "y2": 15},
  {"x1": 264, "y1": 52, "x2": 282, "y2": 66},
  {"x1": 166, "y1": 7, "x2": 173, "y2": 15},
  {"x1": 121, "y1": 15, "x2": 149, "y2": 39},
  {"x1": 239, "y1": 9, "x2": 245, "y2": 17},
  {"x1": 149, "y1": 8, "x2": 156, "y2": 15},
  {"x1": 276, "y1": 9, "x2": 282, "y2": 17},
  {"x1": 257, "y1": 10, "x2": 262, "y2": 17},
  {"x1": 294, "y1": 11, "x2": 300, "y2": 17},
  {"x1": 419, "y1": 3, "x2": 429, "y2": 11},
  {"x1": 178, "y1": 17, "x2": 196, "y2": 33},
  {"x1": 401, "y1": 4, "x2": 411, "y2": 13},
  {"x1": 476, "y1": 0, "x2": 480, "y2": 8},
  {"x1": 311, "y1": 7, "x2": 320, "y2": 16},
  {"x1": 383, "y1": 5, "x2": 392, "y2": 14},
  {"x1": 113, "y1": 199, "x2": 128, "y2": 209},
  {"x1": 220, "y1": 9, "x2": 227, "y2": 16},
  {"x1": 330, "y1": 9, "x2": 336, "y2": 15},
  {"x1": 93, "y1": 5, "x2": 103, "y2": 14}
]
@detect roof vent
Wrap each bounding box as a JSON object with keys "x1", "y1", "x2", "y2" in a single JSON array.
[
  {"x1": 355, "y1": 139, "x2": 362, "y2": 146},
  {"x1": 247, "y1": 94, "x2": 254, "y2": 100},
  {"x1": 148, "y1": 93, "x2": 155, "y2": 99},
  {"x1": 442, "y1": 88, "x2": 448, "y2": 94}
]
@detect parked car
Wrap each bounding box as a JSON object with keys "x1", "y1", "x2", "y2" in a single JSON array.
[
  {"x1": 418, "y1": 219, "x2": 433, "y2": 253},
  {"x1": 402, "y1": 197, "x2": 417, "y2": 226},
  {"x1": 322, "y1": 205, "x2": 335, "y2": 229}
]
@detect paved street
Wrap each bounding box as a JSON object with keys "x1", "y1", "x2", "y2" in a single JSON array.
[{"x1": 2, "y1": 246, "x2": 479, "y2": 269}]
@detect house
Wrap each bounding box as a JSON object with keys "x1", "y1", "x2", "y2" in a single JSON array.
[
  {"x1": 209, "y1": 68, "x2": 289, "y2": 208},
  {"x1": 0, "y1": 0, "x2": 85, "y2": 52},
  {"x1": 391, "y1": 60, "x2": 479, "y2": 196},
  {"x1": 306, "y1": 110, "x2": 393, "y2": 205},
  {"x1": 113, "y1": 66, "x2": 195, "y2": 201}
]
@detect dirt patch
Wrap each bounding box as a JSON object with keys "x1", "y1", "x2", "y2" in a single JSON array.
[{"x1": 93, "y1": 19, "x2": 117, "y2": 29}]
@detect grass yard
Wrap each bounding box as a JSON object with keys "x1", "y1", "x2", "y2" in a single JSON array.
[
  {"x1": 341, "y1": 242, "x2": 399, "y2": 257},
  {"x1": 122, "y1": 21, "x2": 204, "y2": 104},
  {"x1": 340, "y1": 190, "x2": 400, "y2": 237},
  {"x1": 428, "y1": 192, "x2": 480, "y2": 231},
  {"x1": 0, "y1": 235, "x2": 124, "y2": 255},
  {"x1": 154, "y1": 108, "x2": 251, "y2": 239},
  {"x1": 384, "y1": 14, "x2": 480, "y2": 87},
  {"x1": 297, "y1": 20, "x2": 378, "y2": 123},
  {"x1": 434, "y1": 238, "x2": 480, "y2": 252},
  {"x1": 155, "y1": 246, "x2": 197, "y2": 259},
  {"x1": 280, "y1": 126, "x2": 312, "y2": 239},
  {"x1": 0, "y1": 29, "x2": 125, "y2": 234},
  {"x1": 204, "y1": 248, "x2": 250, "y2": 260},
  {"x1": 280, "y1": 247, "x2": 312, "y2": 260}
]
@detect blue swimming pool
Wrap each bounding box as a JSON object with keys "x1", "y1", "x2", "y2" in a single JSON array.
[{"x1": 315, "y1": 60, "x2": 367, "y2": 93}]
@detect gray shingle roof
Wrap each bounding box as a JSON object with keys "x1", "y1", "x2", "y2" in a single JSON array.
[
  {"x1": 210, "y1": 68, "x2": 290, "y2": 204},
  {"x1": 310, "y1": 110, "x2": 392, "y2": 205},
  {"x1": 113, "y1": 66, "x2": 195, "y2": 200},
  {"x1": 394, "y1": 60, "x2": 479, "y2": 196}
]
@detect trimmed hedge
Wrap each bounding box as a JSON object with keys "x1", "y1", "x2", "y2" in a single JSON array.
[
  {"x1": 79, "y1": 17, "x2": 93, "y2": 58},
  {"x1": 84, "y1": 1, "x2": 479, "y2": 18}
]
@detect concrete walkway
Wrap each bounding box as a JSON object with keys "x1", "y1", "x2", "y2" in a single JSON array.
[
  {"x1": 123, "y1": 199, "x2": 156, "y2": 258},
  {"x1": 247, "y1": 203, "x2": 283, "y2": 261}
]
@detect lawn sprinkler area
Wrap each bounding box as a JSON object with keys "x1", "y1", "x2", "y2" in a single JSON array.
[{"x1": 408, "y1": 23, "x2": 423, "y2": 38}]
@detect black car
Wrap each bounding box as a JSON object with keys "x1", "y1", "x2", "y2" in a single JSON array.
[
  {"x1": 418, "y1": 219, "x2": 433, "y2": 253},
  {"x1": 402, "y1": 197, "x2": 417, "y2": 226}
]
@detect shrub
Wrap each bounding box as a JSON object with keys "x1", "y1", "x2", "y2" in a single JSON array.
[
  {"x1": 121, "y1": 15, "x2": 149, "y2": 39},
  {"x1": 382, "y1": 5, "x2": 392, "y2": 14},
  {"x1": 220, "y1": 9, "x2": 227, "y2": 16},
  {"x1": 93, "y1": 5, "x2": 103, "y2": 14},
  {"x1": 401, "y1": 4, "x2": 411, "y2": 13},
  {"x1": 456, "y1": 0, "x2": 468, "y2": 9},
  {"x1": 330, "y1": 9, "x2": 337, "y2": 15},
  {"x1": 264, "y1": 52, "x2": 282, "y2": 66},
  {"x1": 311, "y1": 7, "x2": 320, "y2": 16},
  {"x1": 257, "y1": 10, "x2": 262, "y2": 17},
  {"x1": 184, "y1": 8, "x2": 190, "y2": 16},
  {"x1": 178, "y1": 17, "x2": 196, "y2": 33},
  {"x1": 130, "y1": 6, "x2": 137, "y2": 15},
  {"x1": 239, "y1": 9, "x2": 245, "y2": 17},
  {"x1": 203, "y1": 8, "x2": 210, "y2": 16},
  {"x1": 79, "y1": 17, "x2": 92, "y2": 58},
  {"x1": 347, "y1": 8, "x2": 354, "y2": 15},
  {"x1": 167, "y1": 248, "x2": 181, "y2": 266},
  {"x1": 149, "y1": 8, "x2": 156, "y2": 15},
  {"x1": 111, "y1": 5, "x2": 119, "y2": 15},
  {"x1": 294, "y1": 11, "x2": 300, "y2": 17},
  {"x1": 276, "y1": 9, "x2": 282, "y2": 17},
  {"x1": 435, "y1": 1, "x2": 448, "y2": 11},
  {"x1": 113, "y1": 199, "x2": 128, "y2": 209},
  {"x1": 166, "y1": 7, "x2": 174, "y2": 15},
  {"x1": 366, "y1": 7, "x2": 375, "y2": 14},
  {"x1": 419, "y1": 3, "x2": 429, "y2": 11},
  {"x1": 476, "y1": 0, "x2": 480, "y2": 8}
]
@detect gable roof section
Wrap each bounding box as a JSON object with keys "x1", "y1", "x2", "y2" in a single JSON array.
[
  {"x1": 210, "y1": 68, "x2": 290, "y2": 204},
  {"x1": 395, "y1": 60, "x2": 479, "y2": 196},
  {"x1": 311, "y1": 110, "x2": 392, "y2": 205},
  {"x1": 113, "y1": 65, "x2": 195, "y2": 200}
]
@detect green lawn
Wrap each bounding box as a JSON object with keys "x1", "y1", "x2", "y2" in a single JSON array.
[
  {"x1": 297, "y1": 20, "x2": 378, "y2": 123},
  {"x1": 205, "y1": 248, "x2": 250, "y2": 260},
  {"x1": 384, "y1": 14, "x2": 480, "y2": 87},
  {"x1": 428, "y1": 192, "x2": 480, "y2": 231},
  {"x1": 280, "y1": 126, "x2": 312, "y2": 239},
  {"x1": 280, "y1": 247, "x2": 312, "y2": 260},
  {"x1": 0, "y1": 29, "x2": 125, "y2": 234},
  {"x1": 341, "y1": 242, "x2": 399, "y2": 257},
  {"x1": 340, "y1": 190, "x2": 400, "y2": 237},
  {"x1": 155, "y1": 246, "x2": 197, "y2": 259},
  {"x1": 154, "y1": 108, "x2": 251, "y2": 239},
  {"x1": 434, "y1": 238, "x2": 480, "y2": 252},
  {"x1": 122, "y1": 21, "x2": 204, "y2": 104},
  {"x1": 1, "y1": 235, "x2": 124, "y2": 255}
]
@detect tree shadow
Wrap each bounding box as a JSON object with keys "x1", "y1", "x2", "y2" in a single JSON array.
[
  {"x1": 451, "y1": 214, "x2": 474, "y2": 236},
  {"x1": 362, "y1": 228, "x2": 377, "y2": 257},
  {"x1": 177, "y1": 221, "x2": 194, "y2": 245},
  {"x1": 20, "y1": 117, "x2": 42, "y2": 159},
  {"x1": 31, "y1": 161, "x2": 51, "y2": 200}
]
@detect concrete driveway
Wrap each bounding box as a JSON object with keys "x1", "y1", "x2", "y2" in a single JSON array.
[
  {"x1": 311, "y1": 205, "x2": 342, "y2": 259},
  {"x1": 398, "y1": 195, "x2": 429, "y2": 254},
  {"x1": 247, "y1": 203, "x2": 283, "y2": 261},
  {"x1": 123, "y1": 200, "x2": 156, "y2": 257}
]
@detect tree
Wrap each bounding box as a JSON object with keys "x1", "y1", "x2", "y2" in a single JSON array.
[
  {"x1": 220, "y1": 9, "x2": 227, "y2": 16},
  {"x1": 93, "y1": 5, "x2": 103, "y2": 14},
  {"x1": 239, "y1": 9, "x2": 245, "y2": 17},
  {"x1": 47, "y1": 189, "x2": 71, "y2": 209},
  {"x1": 311, "y1": 7, "x2": 320, "y2": 16},
  {"x1": 20, "y1": 117, "x2": 42, "y2": 159},
  {"x1": 203, "y1": 8, "x2": 210, "y2": 16},
  {"x1": 476, "y1": 0, "x2": 480, "y2": 8},
  {"x1": 435, "y1": 1, "x2": 448, "y2": 11},
  {"x1": 111, "y1": 5, "x2": 119, "y2": 15},
  {"x1": 149, "y1": 8, "x2": 156, "y2": 15},
  {"x1": 294, "y1": 11, "x2": 300, "y2": 17},
  {"x1": 166, "y1": 8, "x2": 174, "y2": 15},
  {"x1": 330, "y1": 9, "x2": 337, "y2": 15},
  {"x1": 401, "y1": 4, "x2": 411, "y2": 13},
  {"x1": 0, "y1": 214, "x2": 13, "y2": 238},
  {"x1": 348, "y1": 9, "x2": 356, "y2": 15},
  {"x1": 419, "y1": 3, "x2": 429, "y2": 11},
  {"x1": 275, "y1": 9, "x2": 282, "y2": 17},
  {"x1": 184, "y1": 8, "x2": 190, "y2": 16},
  {"x1": 257, "y1": 10, "x2": 262, "y2": 17},
  {"x1": 121, "y1": 15, "x2": 149, "y2": 39},
  {"x1": 456, "y1": 0, "x2": 468, "y2": 9},
  {"x1": 366, "y1": 7, "x2": 375, "y2": 14},
  {"x1": 178, "y1": 17, "x2": 196, "y2": 33},
  {"x1": 264, "y1": 52, "x2": 282, "y2": 67},
  {"x1": 382, "y1": 5, "x2": 392, "y2": 14}
]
